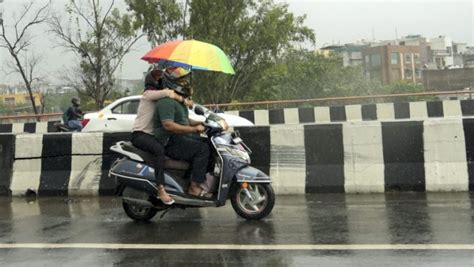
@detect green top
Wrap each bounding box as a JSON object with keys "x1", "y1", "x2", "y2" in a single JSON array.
[{"x1": 153, "y1": 97, "x2": 190, "y2": 145}]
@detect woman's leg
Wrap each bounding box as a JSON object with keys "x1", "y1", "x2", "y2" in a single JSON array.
[{"x1": 131, "y1": 131, "x2": 173, "y2": 204}]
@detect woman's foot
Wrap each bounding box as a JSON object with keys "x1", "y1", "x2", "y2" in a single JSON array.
[
  {"x1": 158, "y1": 185, "x2": 175, "y2": 205},
  {"x1": 188, "y1": 182, "x2": 213, "y2": 199}
]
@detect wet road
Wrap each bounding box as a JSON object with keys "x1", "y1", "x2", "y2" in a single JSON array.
[{"x1": 0, "y1": 193, "x2": 473, "y2": 266}]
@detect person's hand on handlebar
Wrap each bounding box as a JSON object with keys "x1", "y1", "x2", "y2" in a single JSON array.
[{"x1": 193, "y1": 124, "x2": 206, "y2": 134}]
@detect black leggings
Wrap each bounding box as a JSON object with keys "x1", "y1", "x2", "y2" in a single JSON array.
[{"x1": 131, "y1": 131, "x2": 165, "y2": 185}]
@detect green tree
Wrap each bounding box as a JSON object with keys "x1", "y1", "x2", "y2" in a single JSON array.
[
  {"x1": 124, "y1": 0, "x2": 183, "y2": 47},
  {"x1": 188, "y1": 0, "x2": 315, "y2": 104},
  {"x1": 378, "y1": 81, "x2": 427, "y2": 103},
  {"x1": 0, "y1": 102, "x2": 14, "y2": 115},
  {"x1": 127, "y1": 0, "x2": 315, "y2": 104},
  {"x1": 44, "y1": 90, "x2": 77, "y2": 113},
  {"x1": 50, "y1": 0, "x2": 144, "y2": 109},
  {"x1": 250, "y1": 49, "x2": 382, "y2": 107}
]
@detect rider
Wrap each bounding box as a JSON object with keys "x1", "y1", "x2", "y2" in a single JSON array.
[
  {"x1": 131, "y1": 63, "x2": 188, "y2": 205},
  {"x1": 64, "y1": 97, "x2": 84, "y2": 131},
  {"x1": 153, "y1": 67, "x2": 212, "y2": 199}
]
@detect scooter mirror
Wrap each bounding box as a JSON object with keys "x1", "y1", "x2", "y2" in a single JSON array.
[{"x1": 194, "y1": 105, "x2": 206, "y2": 115}]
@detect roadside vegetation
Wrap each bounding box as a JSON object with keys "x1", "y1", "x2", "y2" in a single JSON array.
[{"x1": 1, "y1": 0, "x2": 428, "y2": 115}]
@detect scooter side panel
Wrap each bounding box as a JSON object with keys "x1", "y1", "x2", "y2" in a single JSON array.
[
  {"x1": 110, "y1": 158, "x2": 155, "y2": 181},
  {"x1": 216, "y1": 153, "x2": 248, "y2": 206},
  {"x1": 116, "y1": 175, "x2": 157, "y2": 195}
]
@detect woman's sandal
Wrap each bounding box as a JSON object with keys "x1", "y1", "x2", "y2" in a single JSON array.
[{"x1": 158, "y1": 185, "x2": 175, "y2": 205}]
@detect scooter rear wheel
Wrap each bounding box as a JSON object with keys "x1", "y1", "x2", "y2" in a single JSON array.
[
  {"x1": 231, "y1": 183, "x2": 275, "y2": 220},
  {"x1": 122, "y1": 201, "x2": 158, "y2": 222}
]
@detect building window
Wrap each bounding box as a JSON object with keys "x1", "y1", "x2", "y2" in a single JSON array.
[
  {"x1": 414, "y1": 53, "x2": 420, "y2": 64},
  {"x1": 405, "y1": 53, "x2": 411, "y2": 64},
  {"x1": 405, "y1": 68, "x2": 413, "y2": 79},
  {"x1": 416, "y1": 69, "x2": 422, "y2": 78},
  {"x1": 390, "y1": 52, "x2": 399, "y2": 64},
  {"x1": 371, "y1": 54, "x2": 381, "y2": 66},
  {"x1": 435, "y1": 57, "x2": 446, "y2": 69}
]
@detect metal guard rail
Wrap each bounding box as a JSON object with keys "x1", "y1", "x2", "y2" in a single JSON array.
[
  {"x1": 0, "y1": 89, "x2": 472, "y2": 122},
  {"x1": 204, "y1": 89, "x2": 474, "y2": 109}
]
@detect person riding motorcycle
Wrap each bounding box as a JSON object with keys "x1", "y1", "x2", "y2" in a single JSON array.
[
  {"x1": 153, "y1": 67, "x2": 212, "y2": 199},
  {"x1": 64, "y1": 97, "x2": 84, "y2": 131},
  {"x1": 130, "y1": 63, "x2": 188, "y2": 205}
]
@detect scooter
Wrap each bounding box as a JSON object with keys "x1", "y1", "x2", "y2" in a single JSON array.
[{"x1": 108, "y1": 105, "x2": 275, "y2": 221}]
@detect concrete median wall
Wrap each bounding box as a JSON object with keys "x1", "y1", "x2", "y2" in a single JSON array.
[
  {"x1": 3, "y1": 99, "x2": 474, "y2": 133},
  {"x1": 8, "y1": 132, "x2": 130, "y2": 196},
  {"x1": 0, "y1": 134, "x2": 14, "y2": 195},
  {"x1": 0, "y1": 121, "x2": 58, "y2": 134},
  {"x1": 3, "y1": 117, "x2": 474, "y2": 196}
]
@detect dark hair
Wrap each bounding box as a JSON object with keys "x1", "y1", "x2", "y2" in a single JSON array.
[{"x1": 144, "y1": 71, "x2": 163, "y2": 91}]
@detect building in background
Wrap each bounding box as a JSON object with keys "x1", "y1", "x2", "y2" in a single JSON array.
[
  {"x1": 463, "y1": 53, "x2": 474, "y2": 68},
  {"x1": 363, "y1": 44, "x2": 422, "y2": 85},
  {"x1": 0, "y1": 92, "x2": 42, "y2": 108},
  {"x1": 428, "y1": 35, "x2": 455, "y2": 69},
  {"x1": 319, "y1": 42, "x2": 370, "y2": 67},
  {"x1": 423, "y1": 68, "x2": 474, "y2": 91}
]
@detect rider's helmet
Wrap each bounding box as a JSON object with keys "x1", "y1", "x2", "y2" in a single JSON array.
[
  {"x1": 162, "y1": 67, "x2": 192, "y2": 97},
  {"x1": 71, "y1": 97, "x2": 81, "y2": 107}
]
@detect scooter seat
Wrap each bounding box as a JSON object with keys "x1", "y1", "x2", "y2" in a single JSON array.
[{"x1": 121, "y1": 142, "x2": 190, "y2": 171}]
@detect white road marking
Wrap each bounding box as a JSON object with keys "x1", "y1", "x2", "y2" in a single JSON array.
[{"x1": 0, "y1": 243, "x2": 473, "y2": 250}]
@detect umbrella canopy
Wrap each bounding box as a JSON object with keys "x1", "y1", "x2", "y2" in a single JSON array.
[{"x1": 141, "y1": 40, "x2": 235, "y2": 75}]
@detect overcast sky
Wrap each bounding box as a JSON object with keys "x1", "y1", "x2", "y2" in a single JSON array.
[{"x1": 0, "y1": 0, "x2": 472, "y2": 85}]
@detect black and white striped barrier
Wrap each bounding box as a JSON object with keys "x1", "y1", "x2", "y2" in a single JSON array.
[
  {"x1": 225, "y1": 99, "x2": 474, "y2": 125},
  {"x1": 2, "y1": 117, "x2": 474, "y2": 196},
  {"x1": 0, "y1": 134, "x2": 14, "y2": 195},
  {"x1": 6, "y1": 132, "x2": 130, "y2": 196},
  {"x1": 0, "y1": 121, "x2": 59, "y2": 134},
  {"x1": 3, "y1": 100, "x2": 474, "y2": 133}
]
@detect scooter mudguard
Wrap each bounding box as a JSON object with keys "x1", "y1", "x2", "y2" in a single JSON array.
[
  {"x1": 234, "y1": 166, "x2": 272, "y2": 183},
  {"x1": 216, "y1": 166, "x2": 271, "y2": 206}
]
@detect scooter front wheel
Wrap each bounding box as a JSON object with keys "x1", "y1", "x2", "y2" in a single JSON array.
[
  {"x1": 122, "y1": 201, "x2": 158, "y2": 222},
  {"x1": 231, "y1": 183, "x2": 275, "y2": 220}
]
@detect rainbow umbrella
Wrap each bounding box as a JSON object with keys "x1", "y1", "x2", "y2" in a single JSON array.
[{"x1": 141, "y1": 39, "x2": 235, "y2": 75}]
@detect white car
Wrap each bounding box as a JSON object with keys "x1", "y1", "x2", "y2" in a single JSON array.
[{"x1": 81, "y1": 95, "x2": 253, "y2": 132}]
